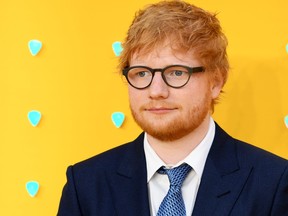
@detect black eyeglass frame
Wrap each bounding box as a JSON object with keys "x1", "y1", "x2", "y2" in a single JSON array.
[{"x1": 122, "y1": 64, "x2": 205, "y2": 89}]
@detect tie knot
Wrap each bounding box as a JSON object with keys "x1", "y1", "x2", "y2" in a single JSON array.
[{"x1": 158, "y1": 163, "x2": 192, "y2": 187}]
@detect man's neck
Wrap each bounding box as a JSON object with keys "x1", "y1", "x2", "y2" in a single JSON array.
[{"x1": 146, "y1": 115, "x2": 211, "y2": 165}]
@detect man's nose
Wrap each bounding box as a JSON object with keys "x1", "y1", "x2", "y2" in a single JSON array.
[{"x1": 148, "y1": 72, "x2": 169, "y2": 99}]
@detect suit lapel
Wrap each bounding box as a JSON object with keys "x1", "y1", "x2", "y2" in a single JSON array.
[
  {"x1": 112, "y1": 133, "x2": 151, "y2": 216},
  {"x1": 192, "y1": 124, "x2": 253, "y2": 216}
]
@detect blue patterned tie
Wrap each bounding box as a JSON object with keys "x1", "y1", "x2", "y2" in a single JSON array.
[{"x1": 156, "y1": 163, "x2": 192, "y2": 216}]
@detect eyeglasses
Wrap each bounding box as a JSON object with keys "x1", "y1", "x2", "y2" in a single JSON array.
[{"x1": 122, "y1": 64, "x2": 205, "y2": 89}]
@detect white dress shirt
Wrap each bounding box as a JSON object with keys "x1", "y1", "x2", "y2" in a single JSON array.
[{"x1": 144, "y1": 117, "x2": 215, "y2": 216}]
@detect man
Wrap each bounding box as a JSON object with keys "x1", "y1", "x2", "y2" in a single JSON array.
[{"x1": 57, "y1": 1, "x2": 288, "y2": 215}]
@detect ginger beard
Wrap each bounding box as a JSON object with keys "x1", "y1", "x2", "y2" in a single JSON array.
[{"x1": 129, "y1": 89, "x2": 212, "y2": 142}]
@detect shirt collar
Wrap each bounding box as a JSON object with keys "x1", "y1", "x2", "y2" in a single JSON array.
[{"x1": 144, "y1": 117, "x2": 215, "y2": 183}]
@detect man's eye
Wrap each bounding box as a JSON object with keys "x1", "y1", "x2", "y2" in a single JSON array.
[
  {"x1": 136, "y1": 71, "x2": 150, "y2": 77},
  {"x1": 174, "y1": 70, "x2": 184, "y2": 76},
  {"x1": 169, "y1": 70, "x2": 185, "y2": 76}
]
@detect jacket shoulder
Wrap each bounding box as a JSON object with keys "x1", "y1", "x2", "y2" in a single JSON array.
[
  {"x1": 71, "y1": 133, "x2": 145, "y2": 174},
  {"x1": 235, "y1": 138, "x2": 288, "y2": 168},
  {"x1": 213, "y1": 123, "x2": 288, "y2": 171}
]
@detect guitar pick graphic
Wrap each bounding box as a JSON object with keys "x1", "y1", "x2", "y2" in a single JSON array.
[
  {"x1": 26, "y1": 181, "x2": 40, "y2": 197},
  {"x1": 286, "y1": 44, "x2": 288, "y2": 54},
  {"x1": 284, "y1": 115, "x2": 288, "y2": 128},
  {"x1": 112, "y1": 41, "x2": 123, "y2": 57},
  {"x1": 28, "y1": 40, "x2": 42, "y2": 56},
  {"x1": 111, "y1": 112, "x2": 125, "y2": 128},
  {"x1": 28, "y1": 110, "x2": 42, "y2": 127}
]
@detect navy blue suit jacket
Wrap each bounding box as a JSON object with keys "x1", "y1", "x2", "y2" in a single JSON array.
[{"x1": 57, "y1": 124, "x2": 288, "y2": 215}]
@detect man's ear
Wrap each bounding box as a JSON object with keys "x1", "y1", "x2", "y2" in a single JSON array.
[{"x1": 210, "y1": 74, "x2": 224, "y2": 100}]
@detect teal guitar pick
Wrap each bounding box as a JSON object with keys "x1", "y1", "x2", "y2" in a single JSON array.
[
  {"x1": 111, "y1": 112, "x2": 125, "y2": 128},
  {"x1": 28, "y1": 110, "x2": 42, "y2": 127},
  {"x1": 112, "y1": 41, "x2": 123, "y2": 57},
  {"x1": 26, "y1": 181, "x2": 40, "y2": 197},
  {"x1": 285, "y1": 115, "x2": 288, "y2": 128},
  {"x1": 28, "y1": 40, "x2": 42, "y2": 56}
]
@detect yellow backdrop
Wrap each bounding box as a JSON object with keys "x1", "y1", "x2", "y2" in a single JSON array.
[{"x1": 0, "y1": 0, "x2": 288, "y2": 215}]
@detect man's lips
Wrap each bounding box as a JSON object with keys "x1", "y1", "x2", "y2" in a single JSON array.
[{"x1": 144, "y1": 107, "x2": 177, "y2": 114}]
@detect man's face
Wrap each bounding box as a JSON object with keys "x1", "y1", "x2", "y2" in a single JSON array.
[{"x1": 128, "y1": 45, "x2": 222, "y2": 141}]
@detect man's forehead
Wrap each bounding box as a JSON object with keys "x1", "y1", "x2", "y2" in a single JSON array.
[{"x1": 130, "y1": 44, "x2": 195, "y2": 61}]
